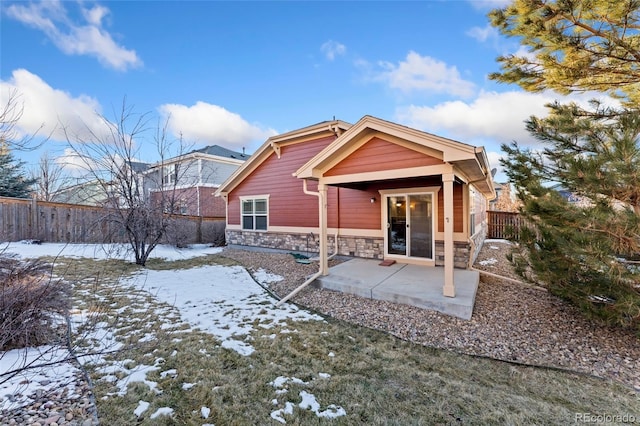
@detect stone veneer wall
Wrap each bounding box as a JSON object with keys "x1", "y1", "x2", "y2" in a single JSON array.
[
  {"x1": 227, "y1": 229, "x2": 473, "y2": 268},
  {"x1": 434, "y1": 241, "x2": 471, "y2": 269},
  {"x1": 469, "y1": 221, "x2": 488, "y2": 266}
]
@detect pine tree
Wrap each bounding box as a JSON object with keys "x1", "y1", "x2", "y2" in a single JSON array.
[
  {"x1": 489, "y1": 0, "x2": 640, "y2": 107},
  {"x1": 0, "y1": 147, "x2": 37, "y2": 198},
  {"x1": 490, "y1": 0, "x2": 640, "y2": 331},
  {"x1": 502, "y1": 103, "x2": 640, "y2": 330}
]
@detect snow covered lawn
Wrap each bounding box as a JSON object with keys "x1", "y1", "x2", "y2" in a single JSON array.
[{"x1": 1, "y1": 242, "x2": 344, "y2": 424}]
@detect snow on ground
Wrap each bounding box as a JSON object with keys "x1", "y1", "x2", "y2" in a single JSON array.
[
  {"x1": 1, "y1": 241, "x2": 223, "y2": 262},
  {"x1": 0, "y1": 346, "x2": 81, "y2": 411},
  {"x1": 269, "y1": 374, "x2": 346, "y2": 424},
  {"x1": 478, "y1": 258, "x2": 498, "y2": 266},
  {"x1": 484, "y1": 239, "x2": 513, "y2": 246},
  {"x1": 1, "y1": 243, "x2": 335, "y2": 422},
  {"x1": 124, "y1": 265, "x2": 322, "y2": 356},
  {"x1": 252, "y1": 268, "x2": 284, "y2": 287}
]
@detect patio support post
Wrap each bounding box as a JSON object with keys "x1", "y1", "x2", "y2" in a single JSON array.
[
  {"x1": 318, "y1": 183, "x2": 329, "y2": 275},
  {"x1": 443, "y1": 173, "x2": 456, "y2": 297}
]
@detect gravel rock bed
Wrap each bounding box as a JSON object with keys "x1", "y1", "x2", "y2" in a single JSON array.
[
  {"x1": 0, "y1": 372, "x2": 98, "y2": 426},
  {"x1": 223, "y1": 242, "x2": 640, "y2": 392}
]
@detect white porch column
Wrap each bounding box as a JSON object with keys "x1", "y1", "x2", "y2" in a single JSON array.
[
  {"x1": 318, "y1": 183, "x2": 329, "y2": 275},
  {"x1": 443, "y1": 173, "x2": 455, "y2": 297}
]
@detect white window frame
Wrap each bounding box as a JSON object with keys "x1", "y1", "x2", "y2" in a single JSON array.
[
  {"x1": 240, "y1": 195, "x2": 270, "y2": 231},
  {"x1": 162, "y1": 164, "x2": 177, "y2": 186}
]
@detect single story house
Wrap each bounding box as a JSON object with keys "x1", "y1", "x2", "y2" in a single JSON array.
[{"x1": 216, "y1": 116, "x2": 495, "y2": 297}]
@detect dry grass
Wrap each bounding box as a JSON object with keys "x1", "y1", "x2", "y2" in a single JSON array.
[{"x1": 52, "y1": 254, "x2": 639, "y2": 425}]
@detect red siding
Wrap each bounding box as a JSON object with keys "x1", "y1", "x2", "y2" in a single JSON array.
[
  {"x1": 229, "y1": 136, "x2": 467, "y2": 234},
  {"x1": 325, "y1": 137, "x2": 442, "y2": 177},
  {"x1": 228, "y1": 136, "x2": 336, "y2": 227},
  {"x1": 334, "y1": 187, "x2": 380, "y2": 229},
  {"x1": 199, "y1": 187, "x2": 226, "y2": 217},
  {"x1": 151, "y1": 187, "x2": 225, "y2": 218},
  {"x1": 437, "y1": 183, "x2": 464, "y2": 233}
]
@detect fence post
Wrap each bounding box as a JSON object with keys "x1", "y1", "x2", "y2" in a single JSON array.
[{"x1": 30, "y1": 196, "x2": 38, "y2": 240}]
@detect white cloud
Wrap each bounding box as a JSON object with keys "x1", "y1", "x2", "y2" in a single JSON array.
[
  {"x1": 466, "y1": 25, "x2": 499, "y2": 43},
  {"x1": 6, "y1": 1, "x2": 141, "y2": 71},
  {"x1": 320, "y1": 40, "x2": 346, "y2": 61},
  {"x1": 486, "y1": 150, "x2": 507, "y2": 182},
  {"x1": 54, "y1": 147, "x2": 98, "y2": 176},
  {"x1": 0, "y1": 68, "x2": 109, "y2": 142},
  {"x1": 159, "y1": 102, "x2": 277, "y2": 150},
  {"x1": 395, "y1": 89, "x2": 551, "y2": 145},
  {"x1": 374, "y1": 51, "x2": 476, "y2": 98},
  {"x1": 396, "y1": 89, "x2": 615, "y2": 148}
]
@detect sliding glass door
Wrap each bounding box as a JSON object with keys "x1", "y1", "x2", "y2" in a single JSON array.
[{"x1": 386, "y1": 193, "x2": 433, "y2": 259}]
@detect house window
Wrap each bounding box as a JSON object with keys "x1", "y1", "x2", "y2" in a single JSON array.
[
  {"x1": 179, "y1": 200, "x2": 188, "y2": 215},
  {"x1": 162, "y1": 165, "x2": 177, "y2": 186},
  {"x1": 241, "y1": 197, "x2": 268, "y2": 231}
]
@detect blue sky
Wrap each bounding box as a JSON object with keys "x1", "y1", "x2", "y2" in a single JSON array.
[{"x1": 0, "y1": 0, "x2": 593, "y2": 181}]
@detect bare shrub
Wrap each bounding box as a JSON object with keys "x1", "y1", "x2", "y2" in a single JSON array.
[
  {"x1": 164, "y1": 217, "x2": 197, "y2": 248},
  {"x1": 202, "y1": 220, "x2": 226, "y2": 247},
  {"x1": 0, "y1": 254, "x2": 71, "y2": 350}
]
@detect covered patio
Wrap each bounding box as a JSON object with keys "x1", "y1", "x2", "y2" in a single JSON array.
[{"x1": 315, "y1": 258, "x2": 479, "y2": 320}]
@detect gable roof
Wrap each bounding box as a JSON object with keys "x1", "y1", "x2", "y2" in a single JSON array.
[
  {"x1": 294, "y1": 115, "x2": 495, "y2": 197},
  {"x1": 192, "y1": 145, "x2": 249, "y2": 160},
  {"x1": 216, "y1": 116, "x2": 495, "y2": 198},
  {"x1": 143, "y1": 144, "x2": 248, "y2": 173},
  {"x1": 216, "y1": 119, "x2": 352, "y2": 196},
  {"x1": 128, "y1": 161, "x2": 150, "y2": 173}
]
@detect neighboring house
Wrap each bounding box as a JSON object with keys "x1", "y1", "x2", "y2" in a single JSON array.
[
  {"x1": 52, "y1": 161, "x2": 150, "y2": 207},
  {"x1": 51, "y1": 179, "x2": 111, "y2": 206},
  {"x1": 216, "y1": 116, "x2": 496, "y2": 296},
  {"x1": 552, "y1": 185, "x2": 592, "y2": 207},
  {"x1": 144, "y1": 145, "x2": 248, "y2": 217},
  {"x1": 490, "y1": 181, "x2": 520, "y2": 212}
]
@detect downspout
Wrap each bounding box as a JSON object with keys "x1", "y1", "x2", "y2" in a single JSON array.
[
  {"x1": 276, "y1": 179, "x2": 335, "y2": 307},
  {"x1": 275, "y1": 270, "x2": 323, "y2": 306}
]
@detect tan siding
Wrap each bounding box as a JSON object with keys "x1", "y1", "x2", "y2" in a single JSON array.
[
  {"x1": 325, "y1": 137, "x2": 442, "y2": 177},
  {"x1": 228, "y1": 136, "x2": 336, "y2": 227}
]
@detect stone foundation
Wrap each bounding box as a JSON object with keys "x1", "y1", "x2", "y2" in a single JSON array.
[
  {"x1": 434, "y1": 241, "x2": 472, "y2": 269},
  {"x1": 469, "y1": 222, "x2": 487, "y2": 265},
  {"x1": 227, "y1": 230, "x2": 473, "y2": 268}
]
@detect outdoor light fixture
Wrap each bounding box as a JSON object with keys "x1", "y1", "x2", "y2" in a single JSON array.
[{"x1": 370, "y1": 197, "x2": 376, "y2": 203}]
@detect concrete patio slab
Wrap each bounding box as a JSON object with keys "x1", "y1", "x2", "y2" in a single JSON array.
[{"x1": 315, "y1": 259, "x2": 479, "y2": 320}]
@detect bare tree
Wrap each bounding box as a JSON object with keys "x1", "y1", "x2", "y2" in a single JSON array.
[
  {"x1": 0, "y1": 88, "x2": 48, "y2": 151},
  {"x1": 30, "y1": 152, "x2": 72, "y2": 202},
  {"x1": 64, "y1": 99, "x2": 198, "y2": 266}
]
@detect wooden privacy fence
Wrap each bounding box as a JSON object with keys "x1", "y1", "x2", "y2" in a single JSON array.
[
  {"x1": 0, "y1": 196, "x2": 225, "y2": 244},
  {"x1": 487, "y1": 210, "x2": 522, "y2": 240}
]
